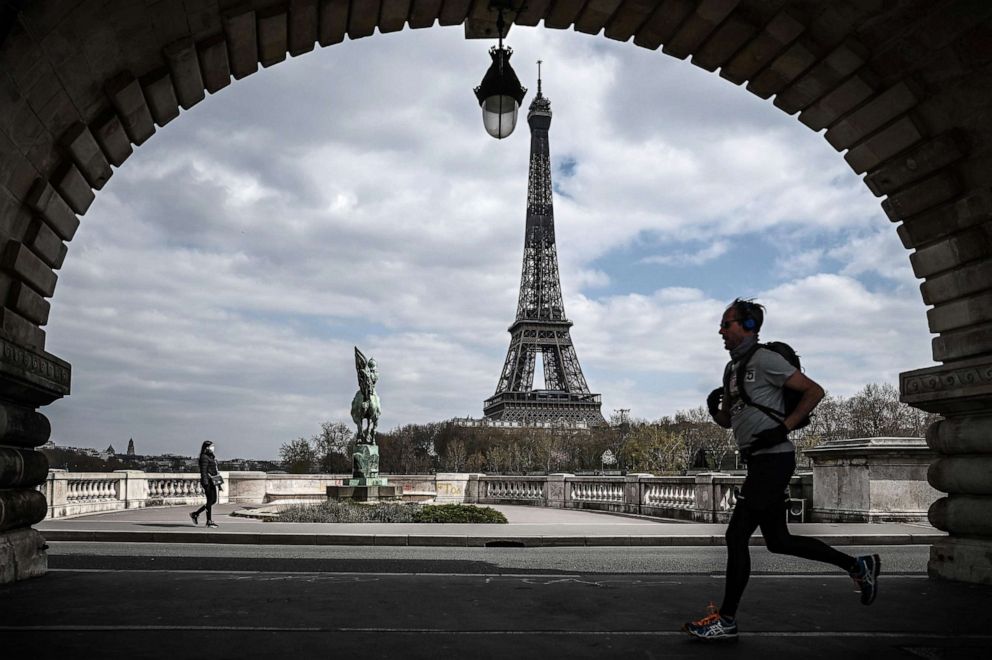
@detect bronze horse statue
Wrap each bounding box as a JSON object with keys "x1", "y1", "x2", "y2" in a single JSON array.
[{"x1": 351, "y1": 346, "x2": 381, "y2": 445}]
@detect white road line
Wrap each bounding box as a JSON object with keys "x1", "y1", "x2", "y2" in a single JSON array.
[
  {"x1": 0, "y1": 626, "x2": 985, "y2": 639},
  {"x1": 47, "y1": 568, "x2": 925, "y2": 578}
]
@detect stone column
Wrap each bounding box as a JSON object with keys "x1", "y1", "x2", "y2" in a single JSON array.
[
  {"x1": 546, "y1": 473, "x2": 572, "y2": 508},
  {"x1": 901, "y1": 360, "x2": 992, "y2": 585},
  {"x1": 0, "y1": 331, "x2": 71, "y2": 584},
  {"x1": 623, "y1": 473, "x2": 651, "y2": 515}
]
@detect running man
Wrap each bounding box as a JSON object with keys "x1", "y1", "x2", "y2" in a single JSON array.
[{"x1": 683, "y1": 298, "x2": 880, "y2": 642}]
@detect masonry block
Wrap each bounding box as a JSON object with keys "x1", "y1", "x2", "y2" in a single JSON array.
[
  {"x1": 844, "y1": 115, "x2": 925, "y2": 175},
  {"x1": 882, "y1": 172, "x2": 961, "y2": 222},
  {"x1": 825, "y1": 81, "x2": 921, "y2": 150},
  {"x1": 515, "y1": 0, "x2": 552, "y2": 27},
  {"x1": 545, "y1": 0, "x2": 586, "y2": 30},
  {"x1": 922, "y1": 260, "x2": 992, "y2": 306},
  {"x1": 25, "y1": 180, "x2": 79, "y2": 241},
  {"x1": 258, "y1": 6, "x2": 289, "y2": 67},
  {"x1": 140, "y1": 68, "x2": 180, "y2": 127},
  {"x1": 927, "y1": 291, "x2": 992, "y2": 334},
  {"x1": 1, "y1": 241, "x2": 58, "y2": 297},
  {"x1": 289, "y1": 0, "x2": 319, "y2": 54},
  {"x1": 662, "y1": 0, "x2": 738, "y2": 60},
  {"x1": 574, "y1": 0, "x2": 623, "y2": 35},
  {"x1": 437, "y1": 0, "x2": 470, "y2": 26},
  {"x1": 8, "y1": 281, "x2": 50, "y2": 326},
  {"x1": 91, "y1": 113, "x2": 132, "y2": 167},
  {"x1": 60, "y1": 122, "x2": 112, "y2": 190},
  {"x1": 104, "y1": 73, "x2": 155, "y2": 146},
  {"x1": 0, "y1": 527, "x2": 47, "y2": 584},
  {"x1": 379, "y1": 0, "x2": 410, "y2": 33},
  {"x1": 22, "y1": 218, "x2": 65, "y2": 269},
  {"x1": 911, "y1": 227, "x2": 992, "y2": 279},
  {"x1": 690, "y1": 14, "x2": 757, "y2": 71},
  {"x1": 318, "y1": 0, "x2": 349, "y2": 46},
  {"x1": 865, "y1": 131, "x2": 967, "y2": 197},
  {"x1": 223, "y1": 8, "x2": 259, "y2": 79},
  {"x1": 412, "y1": 0, "x2": 444, "y2": 29},
  {"x1": 602, "y1": 1, "x2": 647, "y2": 40},
  {"x1": 163, "y1": 38, "x2": 206, "y2": 109},
  {"x1": 746, "y1": 39, "x2": 818, "y2": 99},
  {"x1": 774, "y1": 40, "x2": 867, "y2": 114},
  {"x1": 719, "y1": 7, "x2": 805, "y2": 85},
  {"x1": 0, "y1": 307, "x2": 45, "y2": 350},
  {"x1": 197, "y1": 35, "x2": 231, "y2": 95},
  {"x1": 902, "y1": 188, "x2": 992, "y2": 250},
  {"x1": 53, "y1": 163, "x2": 95, "y2": 215},
  {"x1": 633, "y1": 0, "x2": 694, "y2": 50},
  {"x1": 348, "y1": 0, "x2": 381, "y2": 39},
  {"x1": 798, "y1": 71, "x2": 877, "y2": 131},
  {"x1": 934, "y1": 329, "x2": 992, "y2": 363}
]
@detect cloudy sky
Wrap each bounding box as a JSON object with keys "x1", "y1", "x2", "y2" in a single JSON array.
[{"x1": 43, "y1": 25, "x2": 934, "y2": 460}]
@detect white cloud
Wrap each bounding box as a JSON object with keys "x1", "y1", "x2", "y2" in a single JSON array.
[
  {"x1": 641, "y1": 240, "x2": 730, "y2": 266},
  {"x1": 43, "y1": 27, "x2": 933, "y2": 459}
]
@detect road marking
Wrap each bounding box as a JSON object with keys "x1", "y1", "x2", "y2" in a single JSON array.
[
  {"x1": 48, "y1": 568, "x2": 926, "y2": 579},
  {"x1": 0, "y1": 626, "x2": 987, "y2": 639},
  {"x1": 48, "y1": 569, "x2": 587, "y2": 578}
]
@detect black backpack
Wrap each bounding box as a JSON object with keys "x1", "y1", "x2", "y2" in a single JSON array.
[{"x1": 724, "y1": 341, "x2": 811, "y2": 430}]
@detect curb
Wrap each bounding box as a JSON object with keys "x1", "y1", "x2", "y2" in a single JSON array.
[{"x1": 39, "y1": 530, "x2": 944, "y2": 547}]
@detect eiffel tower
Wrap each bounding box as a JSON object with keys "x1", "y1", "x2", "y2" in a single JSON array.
[{"x1": 483, "y1": 69, "x2": 605, "y2": 427}]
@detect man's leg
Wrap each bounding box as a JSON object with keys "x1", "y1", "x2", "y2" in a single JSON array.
[
  {"x1": 756, "y1": 453, "x2": 881, "y2": 605},
  {"x1": 720, "y1": 501, "x2": 762, "y2": 618},
  {"x1": 758, "y1": 501, "x2": 857, "y2": 571}
]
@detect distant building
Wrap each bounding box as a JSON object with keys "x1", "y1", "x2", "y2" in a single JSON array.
[{"x1": 127, "y1": 438, "x2": 135, "y2": 456}]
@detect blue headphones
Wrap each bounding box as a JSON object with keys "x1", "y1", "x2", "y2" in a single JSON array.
[{"x1": 739, "y1": 301, "x2": 757, "y2": 331}]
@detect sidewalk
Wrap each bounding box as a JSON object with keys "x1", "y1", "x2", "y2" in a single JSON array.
[{"x1": 36, "y1": 504, "x2": 944, "y2": 547}]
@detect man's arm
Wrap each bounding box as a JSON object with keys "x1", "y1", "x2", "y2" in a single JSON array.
[
  {"x1": 707, "y1": 387, "x2": 732, "y2": 428},
  {"x1": 782, "y1": 370, "x2": 825, "y2": 431}
]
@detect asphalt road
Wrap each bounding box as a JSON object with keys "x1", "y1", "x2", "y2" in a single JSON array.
[{"x1": 5, "y1": 542, "x2": 990, "y2": 659}]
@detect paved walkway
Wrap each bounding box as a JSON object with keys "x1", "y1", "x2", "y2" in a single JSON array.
[{"x1": 36, "y1": 504, "x2": 944, "y2": 547}]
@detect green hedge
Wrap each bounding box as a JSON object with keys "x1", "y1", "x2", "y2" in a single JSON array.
[
  {"x1": 276, "y1": 502, "x2": 506, "y2": 524},
  {"x1": 412, "y1": 504, "x2": 507, "y2": 524}
]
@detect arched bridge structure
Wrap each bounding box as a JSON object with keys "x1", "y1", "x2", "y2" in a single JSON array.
[{"x1": 0, "y1": 1, "x2": 991, "y2": 585}]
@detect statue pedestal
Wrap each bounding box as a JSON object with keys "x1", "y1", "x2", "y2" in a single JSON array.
[
  {"x1": 327, "y1": 444, "x2": 400, "y2": 502},
  {"x1": 326, "y1": 484, "x2": 400, "y2": 502}
]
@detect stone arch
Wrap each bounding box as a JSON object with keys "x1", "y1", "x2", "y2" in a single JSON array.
[{"x1": 0, "y1": 1, "x2": 990, "y2": 584}]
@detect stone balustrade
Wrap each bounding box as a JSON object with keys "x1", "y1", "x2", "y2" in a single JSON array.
[
  {"x1": 471, "y1": 472, "x2": 798, "y2": 523},
  {"x1": 44, "y1": 443, "x2": 942, "y2": 525},
  {"x1": 42, "y1": 470, "x2": 229, "y2": 519}
]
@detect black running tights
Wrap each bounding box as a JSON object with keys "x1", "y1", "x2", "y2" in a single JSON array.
[{"x1": 720, "y1": 452, "x2": 857, "y2": 618}]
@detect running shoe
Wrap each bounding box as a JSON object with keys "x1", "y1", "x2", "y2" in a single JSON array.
[
  {"x1": 206, "y1": 520, "x2": 219, "y2": 528},
  {"x1": 189, "y1": 511, "x2": 199, "y2": 525},
  {"x1": 682, "y1": 602, "x2": 738, "y2": 642},
  {"x1": 851, "y1": 554, "x2": 880, "y2": 605}
]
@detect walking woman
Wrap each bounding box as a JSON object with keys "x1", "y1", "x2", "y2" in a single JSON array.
[{"x1": 190, "y1": 440, "x2": 221, "y2": 528}]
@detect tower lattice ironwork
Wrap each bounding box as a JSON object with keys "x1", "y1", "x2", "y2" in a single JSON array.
[{"x1": 483, "y1": 71, "x2": 605, "y2": 427}]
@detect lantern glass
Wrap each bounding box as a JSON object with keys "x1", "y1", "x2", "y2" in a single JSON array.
[{"x1": 481, "y1": 95, "x2": 520, "y2": 139}]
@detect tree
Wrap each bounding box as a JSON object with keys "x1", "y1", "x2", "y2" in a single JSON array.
[
  {"x1": 312, "y1": 421, "x2": 353, "y2": 473},
  {"x1": 279, "y1": 437, "x2": 316, "y2": 474}
]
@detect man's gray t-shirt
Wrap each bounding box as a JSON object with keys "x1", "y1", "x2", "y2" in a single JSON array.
[{"x1": 725, "y1": 348, "x2": 798, "y2": 455}]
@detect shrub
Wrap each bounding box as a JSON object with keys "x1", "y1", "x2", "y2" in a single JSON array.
[
  {"x1": 277, "y1": 501, "x2": 418, "y2": 523},
  {"x1": 275, "y1": 502, "x2": 507, "y2": 523},
  {"x1": 412, "y1": 504, "x2": 507, "y2": 524}
]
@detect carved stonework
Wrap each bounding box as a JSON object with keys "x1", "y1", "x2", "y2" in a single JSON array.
[
  {"x1": 0, "y1": 333, "x2": 71, "y2": 406},
  {"x1": 900, "y1": 357, "x2": 992, "y2": 415}
]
